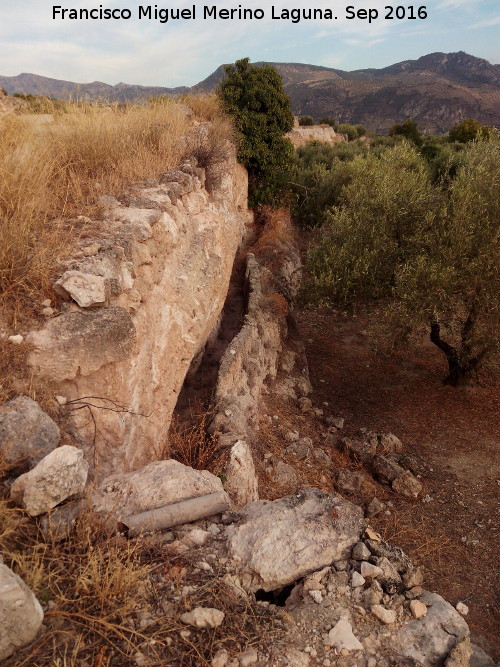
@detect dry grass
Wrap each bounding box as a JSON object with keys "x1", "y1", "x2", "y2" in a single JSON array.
[
  {"x1": 0, "y1": 95, "x2": 231, "y2": 323},
  {"x1": 166, "y1": 412, "x2": 227, "y2": 476}
]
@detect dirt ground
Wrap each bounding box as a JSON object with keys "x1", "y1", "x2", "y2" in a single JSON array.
[{"x1": 295, "y1": 308, "x2": 500, "y2": 660}]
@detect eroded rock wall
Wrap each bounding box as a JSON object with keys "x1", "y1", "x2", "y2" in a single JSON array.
[{"x1": 28, "y1": 151, "x2": 251, "y2": 476}]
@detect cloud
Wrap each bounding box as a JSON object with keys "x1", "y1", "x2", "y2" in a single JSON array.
[{"x1": 470, "y1": 15, "x2": 500, "y2": 28}]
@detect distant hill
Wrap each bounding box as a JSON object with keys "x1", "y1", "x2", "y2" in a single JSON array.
[
  {"x1": 193, "y1": 52, "x2": 500, "y2": 134},
  {"x1": 0, "y1": 72, "x2": 188, "y2": 102},
  {"x1": 1, "y1": 52, "x2": 499, "y2": 133}
]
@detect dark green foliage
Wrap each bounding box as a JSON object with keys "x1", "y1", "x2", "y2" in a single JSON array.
[
  {"x1": 336, "y1": 123, "x2": 363, "y2": 141},
  {"x1": 355, "y1": 125, "x2": 367, "y2": 137},
  {"x1": 303, "y1": 141, "x2": 500, "y2": 384},
  {"x1": 217, "y1": 57, "x2": 294, "y2": 206},
  {"x1": 448, "y1": 118, "x2": 491, "y2": 143},
  {"x1": 298, "y1": 116, "x2": 314, "y2": 126},
  {"x1": 389, "y1": 118, "x2": 423, "y2": 146},
  {"x1": 319, "y1": 117, "x2": 336, "y2": 128}
]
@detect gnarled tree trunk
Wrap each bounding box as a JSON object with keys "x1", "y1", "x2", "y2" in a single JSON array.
[{"x1": 430, "y1": 315, "x2": 487, "y2": 386}]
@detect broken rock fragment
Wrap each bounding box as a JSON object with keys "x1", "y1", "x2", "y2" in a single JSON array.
[
  {"x1": 226, "y1": 488, "x2": 364, "y2": 591},
  {"x1": 10, "y1": 445, "x2": 88, "y2": 516},
  {"x1": 54, "y1": 270, "x2": 107, "y2": 308},
  {"x1": 180, "y1": 607, "x2": 224, "y2": 629},
  {"x1": 324, "y1": 619, "x2": 363, "y2": 651}
]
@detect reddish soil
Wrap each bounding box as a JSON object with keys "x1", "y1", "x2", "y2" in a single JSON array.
[{"x1": 296, "y1": 308, "x2": 500, "y2": 659}]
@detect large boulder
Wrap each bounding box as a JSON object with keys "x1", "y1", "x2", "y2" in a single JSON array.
[
  {"x1": 0, "y1": 564, "x2": 44, "y2": 660},
  {"x1": 10, "y1": 445, "x2": 89, "y2": 516},
  {"x1": 0, "y1": 396, "x2": 60, "y2": 471},
  {"x1": 226, "y1": 488, "x2": 364, "y2": 591},
  {"x1": 395, "y1": 590, "x2": 469, "y2": 665},
  {"x1": 93, "y1": 460, "x2": 228, "y2": 519}
]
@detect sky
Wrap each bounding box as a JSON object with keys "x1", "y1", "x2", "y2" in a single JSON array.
[{"x1": 0, "y1": 0, "x2": 499, "y2": 87}]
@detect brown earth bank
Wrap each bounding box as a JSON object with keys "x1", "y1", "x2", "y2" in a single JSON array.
[{"x1": 295, "y1": 308, "x2": 500, "y2": 659}]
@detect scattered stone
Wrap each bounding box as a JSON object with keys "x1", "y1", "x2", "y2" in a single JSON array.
[
  {"x1": 0, "y1": 564, "x2": 44, "y2": 660},
  {"x1": 54, "y1": 270, "x2": 107, "y2": 308},
  {"x1": 0, "y1": 396, "x2": 60, "y2": 471},
  {"x1": 455, "y1": 602, "x2": 469, "y2": 616},
  {"x1": 342, "y1": 437, "x2": 377, "y2": 462},
  {"x1": 274, "y1": 459, "x2": 299, "y2": 487},
  {"x1": 396, "y1": 591, "x2": 469, "y2": 665},
  {"x1": 392, "y1": 471, "x2": 423, "y2": 498},
  {"x1": 410, "y1": 600, "x2": 428, "y2": 619},
  {"x1": 55, "y1": 395, "x2": 67, "y2": 406},
  {"x1": 40, "y1": 502, "x2": 82, "y2": 542},
  {"x1": 285, "y1": 440, "x2": 311, "y2": 461},
  {"x1": 8, "y1": 334, "x2": 23, "y2": 345},
  {"x1": 10, "y1": 445, "x2": 89, "y2": 516},
  {"x1": 82, "y1": 242, "x2": 101, "y2": 257},
  {"x1": 226, "y1": 488, "x2": 364, "y2": 591},
  {"x1": 324, "y1": 619, "x2": 364, "y2": 651},
  {"x1": 297, "y1": 397, "x2": 313, "y2": 413},
  {"x1": 182, "y1": 528, "x2": 211, "y2": 547},
  {"x1": 41, "y1": 299, "x2": 52, "y2": 308},
  {"x1": 366, "y1": 497, "x2": 385, "y2": 517},
  {"x1": 42, "y1": 307, "x2": 54, "y2": 317},
  {"x1": 212, "y1": 650, "x2": 229, "y2": 667},
  {"x1": 352, "y1": 542, "x2": 371, "y2": 561},
  {"x1": 351, "y1": 571, "x2": 365, "y2": 588},
  {"x1": 239, "y1": 648, "x2": 258, "y2": 666},
  {"x1": 376, "y1": 557, "x2": 402, "y2": 594},
  {"x1": 371, "y1": 605, "x2": 397, "y2": 625},
  {"x1": 285, "y1": 430, "x2": 300, "y2": 442},
  {"x1": 378, "y1": 433, "x2": 404, "y2": 454},
  {"x1": 370, "y1": 455, "x2": 405, "y2": 484},
  {"x1": 361, "y1": 562, "x2": 383, "y2": 579},
  {"x1": 180, "y1": 607, "x2": 224, "y2": 629},
  {"x1": 334, "y1": 468, "x2": 371, "y2": 495},
  {"x1": 309, "y1": 589, "x2": 323, "y2": 604},
  {"x1": 403, "y1": 566, "x2": 424, "y2": 589}
]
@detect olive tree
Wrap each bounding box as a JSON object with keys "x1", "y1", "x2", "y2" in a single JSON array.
[{"x1": 305, "y1": 141, "x2": 499, "y2": 385}]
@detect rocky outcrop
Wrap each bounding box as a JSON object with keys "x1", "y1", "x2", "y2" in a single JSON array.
[
  {"x1": 287, "y1": 124, "x2": 346, "y2": 148},
  {"x1": 0, "y1": 396, "x2": 60, "y2": 471},
  {"x1": 0, "y1": 564, "x2": 43, "y2": 660},
  {"x1": 27, "y1": 151, "x2": 251, "y2": 475}
]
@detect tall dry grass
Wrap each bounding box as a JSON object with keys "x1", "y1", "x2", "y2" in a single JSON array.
[{"x1": 0, "y1": 96, "x2": 230, "y2": 322}]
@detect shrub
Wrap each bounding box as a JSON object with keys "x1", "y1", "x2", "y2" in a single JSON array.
[
  {"x1": 319, "y1": 116, "x2": 336, "y2": 128},
  {"x1": 448, "y1": 117, "x2": 492, "y2": 143},
  {"x1": 389, "y1": 118, "x2": 423, "y2": 146},
  {"x1": 298, "y1": 115, "x2": 314, "y2": 126},
  {"x1": 217, "y1": 57, "x2": 294, "y2": 206},
  {"x1": 335, "y1": 123, "x2": 361, "y2": 141}
]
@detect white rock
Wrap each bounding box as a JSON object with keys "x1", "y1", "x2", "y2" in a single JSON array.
[
  {"x1": 351, "y1": 571, "x2": 366, "y2": 588},
  {"x1": 42, "y1": 307, "x2": 54, "y2": 317},
  {"x1": 224, "y1": 440, "x2": 259, "y2": 508},
  {"x1": 10, "y1": 445, "x2": 88, "y2": 516},
  {"x1": 456, "y1": 602, "x2": 469, "y2": 616},
  {"x1": 183, "y1": 528, "x2": 211, "y2": 547},
  {"x1": 226, "y1": 488, "x2": 364, "y2": 591},
  {"x1": 0, "y1": 564, "x2": 44, "y2": 660},
  {"x1": 325, "y1": 619, "x2": 364, "y2": 651},
  {"x1": 82, "y1": 242, "x2": 101, "y2": 257},
  {"x1": 54, "y1": 270, "x2": 107, "y2": 308},
  {"x1": 8, "y1": 334, "x2": 23, "y2": 344},
  {"x1": 239, "y1": 648, "x2": 258, "y2": 666},
  {"x1": 212, "y1": 650, "x2": 229, "y2": 667},
  {"x1": 371, "y1": 605, "x2": 397, "y2": 624},
  {"x1": 41, "y1": 299, "x2": 52, "y2": 307},
  {"x1": 361, "y1": 561, "x2": 383, "y2": 579},
  {"x1": 93, "y1": 460, "x2": 227, "y2": 519},
  {"x1": 55, "y1": 395, "x2": 67, "y2": 406},
  {"x1": 180, "y1": 607, "x2": 224, "y2": 629},
  {"x1": 309, "y1": 589, "x2": 323, "y2": 604},
  {"x1": 410, "y1": 599, "x2": 428, "y2": 619}
]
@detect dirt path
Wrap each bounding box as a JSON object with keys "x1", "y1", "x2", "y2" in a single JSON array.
[{"x1": 296, "y1": 308, "x2": 500, "y2": 659}]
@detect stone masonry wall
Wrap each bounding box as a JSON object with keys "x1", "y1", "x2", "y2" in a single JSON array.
[{"x1": 27, "y1": 149, "x2": 251, "y2": 477}]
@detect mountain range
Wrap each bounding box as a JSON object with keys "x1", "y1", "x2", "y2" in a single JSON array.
[{"x1": 1, "y1": 51, "x2": 499, "y2": 134}]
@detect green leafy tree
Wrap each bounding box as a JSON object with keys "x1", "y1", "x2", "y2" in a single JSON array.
[
  {"x1": 217, "y1": 58, "x2": 294, "y2": 206},
  {"x1": 304, "y1": 142, "x2": 499, "y2": 385},
  {"x1": 319, "y1": 116, "x2": 337, "y2": 128},
  {"x1": 448, "y1": 118, "x2": 491, "y2": 143},
  {"x1": 298, "y1": 115, "x2": 314, "y2": 126},
  {"x1": 389, "y1": 118, "x2": 423, "y2": 146},
  {"x1": 336, "y1": 123, "x2": 361, "y2": 141}
]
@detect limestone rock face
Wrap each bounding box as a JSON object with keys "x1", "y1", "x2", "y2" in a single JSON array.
[
  {"x1": 0, "y1": 396, "x2": 60, "y2": 471},
  {"x1": 27, "y1": 156, "x2": 250, "y2": 475},
  {"x1": 28, "y1": 307, "x2": 136, "y2": 382},
  {"x1": 226, "y1": 488, "x2": 364, "y2": 591},
  {"x1": 0, "y1": 564, "x2": 44, "y2": 660},
  {"x1": 396, "y1": 591, "x2": 469, "y2": 665},
  {"x1": 93, "y1": 460, "x2": 227, "y2": 519},
  {"x1": 224, "y1": 440, "x2": 259, "y2": 508},
  {"x1": 10, "y1": 445, "x2": 89, "y2": 516}
]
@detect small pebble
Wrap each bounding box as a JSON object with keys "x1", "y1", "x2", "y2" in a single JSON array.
[{"x1": 456, "y1": 602, "x2": 469, "y2": 616}]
